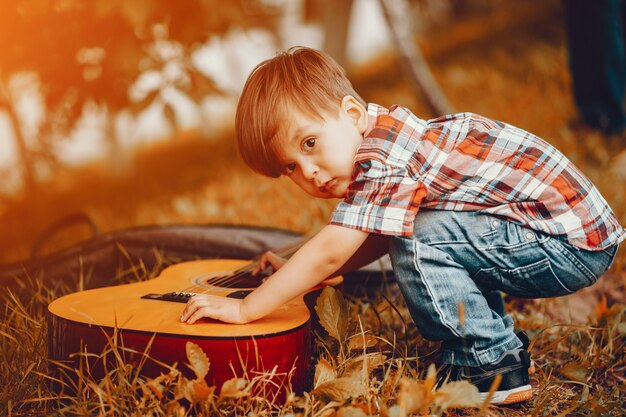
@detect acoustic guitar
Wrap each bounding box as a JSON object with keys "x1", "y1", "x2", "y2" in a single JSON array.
[{"x1": 48, "y1": 255, "x2": 342, "y2": 398}]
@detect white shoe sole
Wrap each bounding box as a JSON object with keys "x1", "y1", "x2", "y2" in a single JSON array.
[{"x1": 480, "y1": 384, "x2": 533, "y2": 405}]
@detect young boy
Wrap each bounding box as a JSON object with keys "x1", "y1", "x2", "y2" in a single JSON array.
[{"x1": 180, "y1": 47, "x2": 624, "y2": 404}]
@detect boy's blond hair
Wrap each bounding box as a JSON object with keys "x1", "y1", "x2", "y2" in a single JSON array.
[{"x1": 235, "y1": 46, "x2": 365, "y2": 177}]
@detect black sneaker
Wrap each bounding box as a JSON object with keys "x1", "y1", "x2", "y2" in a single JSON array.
[
  {"x1": 516, "y1": 330, "x2": 536, "y2": 375},
  {"x1": 438, "y1": 348, "x2": 533, "y2": 405}
]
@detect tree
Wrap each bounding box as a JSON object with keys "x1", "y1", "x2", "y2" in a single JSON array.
[{"x1": 0, "y1": 0, "x2": 281, "y2": 190}]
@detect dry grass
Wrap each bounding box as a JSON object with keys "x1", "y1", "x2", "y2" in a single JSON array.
[
  {"x1": 1, "y1": 2, "x2": 626, "y2": 416},
  {"x1": 1, "y1": 256, "x2": 625, "y2": 416}
]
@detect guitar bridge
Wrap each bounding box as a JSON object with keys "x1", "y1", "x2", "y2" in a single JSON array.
[
  {"x1": 141, "y1": 290, "x2": 253, "y2": 303},
  {"x1": 141, "y1": 292, "x2": 195, "y2": 303}
]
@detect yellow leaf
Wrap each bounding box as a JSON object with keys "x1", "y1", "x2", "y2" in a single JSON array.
[
  {"x1": 422, "y1": 363, "x2": 437, "y2": 393},
  {"x1": 347, "y1": 333, "x2": 379, "y2": 351},
  {"x1": 220, "y1": 377, "x2": 249, "y2": 398},
  {"x1": 336, "y1": 406, "x2": 369, "y2": 417},
  {"x1": 312, "y1": 376, "x2": 367, "y2": 401},
  {"x1": 559, "y1": 362, "x2": 590, "y2": 383},
  {"x1": 343, "y1": 353, "x2": 385, "y2": 378},
  {"x1": 395, "y1": 377, "x2": 429, "y2": 416},
  {"x1": 164, "y1": 400, "x2": 185, "y2": 416},
  {"x1": 186, "y1": 342, "x2": 210, "y2": 380},
  {"x1": 177, "y1": 377, "x2": 214, "y2": 404},
  {"x1": 314, "y1": 358, "x2": 337, "y2": 388},
  {"x1": 433, "y1": 380, "x2": 481, "y2": 409},
  {"x1": 315, "y1": 286, "x2": 349, "y2": 342}
]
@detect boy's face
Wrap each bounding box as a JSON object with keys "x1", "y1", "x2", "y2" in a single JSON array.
[{"x1": 278, "y1": 96, "x2": 368, "y2": 199}]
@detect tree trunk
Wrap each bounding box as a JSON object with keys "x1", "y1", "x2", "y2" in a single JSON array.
[
  {"x1": 106, "y1": 109, "x2": 133, "y2": 177},
  {"x1": 378, "y1": 0, "x2": 453, "y2": 117},
  {"x1": 321, "y1": 0, "x2": 354, "y2": 68},
  {"x1": 0, "y1": 79, "x2": 37, "y2": 191}
]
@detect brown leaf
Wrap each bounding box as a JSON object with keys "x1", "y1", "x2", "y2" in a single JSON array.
[
  {"x1": 164, "y1": 400, "x2": 186, "y2": 417},
  {"x1": 559, "y1": 362, "x2": 590, "y2": 383},
  {"x1": 315, "y1": 287, "x2": 349, "y2": 342},
  {"x1": 312, "y1": 376, "x2": 367, "y2": 401},
  {"x1": 433, "y1": 380, "x2": 481, "y2": 409},
  {"x1": 347, "y1": 333, "x2": 379, "y2": 351},
  {"x1": 394, "y1": 377, "x2": 430, "y2": 416},
  {"x1": 178, "y1": 377, "x2": 215, "y2": 404},
  {"x1": 144, "y1": 372, "x2": 175, "y2": 400},
  {"x1": 343, "y1": 353, "x2": 385, "y2": 378},
  {"x1": 186, "y1": 341, "x2": 210, "y2": 380},
  {"x1": 336, "y1": 406, "x2": 369, "y2": 417},
  {"x1": 220, "y1": 377, "x2": 249, "y2": 398},
  {"x1": 314, "y1": 358, "x2": 337, "y2": 388},
  {"x1": 422, "y1": 363, "x2": 437, "y2": 393}
]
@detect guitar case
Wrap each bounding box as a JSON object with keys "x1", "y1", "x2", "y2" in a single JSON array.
[{"x1": 0, "y1": 213, "x2": 394, "y2": 294}]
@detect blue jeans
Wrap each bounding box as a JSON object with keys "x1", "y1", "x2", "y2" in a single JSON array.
[{"x1": 389, "y1": 210, "x2": 619, "y2": 367}]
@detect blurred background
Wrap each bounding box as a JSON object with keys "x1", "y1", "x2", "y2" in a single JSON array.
[{"x1": 1, "y1": 0, "x2": 625, "y2": 266}]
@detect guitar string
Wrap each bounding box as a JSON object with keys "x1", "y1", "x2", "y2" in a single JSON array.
[
  {"x1": 176, "y1": 237, "x2": 307, "y2": 296},
  {"x1": 200, "y1": 239, "x2": 304, "y2": 289},
  {"x1": 189, "y1": 241, "x2": 301, "y2": 294}
]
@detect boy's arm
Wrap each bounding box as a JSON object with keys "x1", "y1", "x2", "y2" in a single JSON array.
[
  {"x1": 254, "y1": 233, "x2": 390, "y2": 276},
  {"x1": 180, "y1": 225, "x2": 369, "y2": 324},
  {"x1": 331, "y1": 233, "x2": 390, "y2": 277}
]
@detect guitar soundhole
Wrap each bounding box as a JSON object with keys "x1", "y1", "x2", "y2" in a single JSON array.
[{"x1": 196, "y1": 271, "x2": 266, "y2": 289}]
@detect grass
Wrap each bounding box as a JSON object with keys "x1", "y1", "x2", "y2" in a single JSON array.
[
  {"x1": 1, "y1": 1, "x2": 626, "y2": 415},
  {"x1": 1, "y1": 254, "x2": 625, "y2": 416}
]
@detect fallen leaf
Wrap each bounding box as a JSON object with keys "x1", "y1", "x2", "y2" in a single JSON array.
[
  {"x1": 395, "y1": 377, "x2": 430, "y2": 416},
  {"x1": 315, "y1": 287, "x2": 349, "y2": 343},
  {"x1": 179, "y1": 378, "x2": 215, "y2": 404},
  {"x1": 185, "y1": 341, "x2": 210, "y2": 380},
  {"x1": 314, "y1": 358, "x2": 337, "y2": 388},
  {"x1": 336, "y1": 406, "x2": 369, "y2": 417},
  {"x1": 559, "y1": 362, "x2": 590, "y2": 383},
  {"x1": 347, "y1": 333, "x2": 379, "y2": 351},
  {"x1": 220, "y1": 377, "x2": 249, "y2": 398},
  {"x1": 433, "y1": 380, "x2": 481, "y2": 409},
  {"x1": 343, "y1": 352, "x2": 385, "y2": 378},
  {"x1": 312, "y1": 376, "x2": 367, "y2": 401}
]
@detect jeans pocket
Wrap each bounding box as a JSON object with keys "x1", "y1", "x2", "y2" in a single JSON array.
[
  {"x1": 475, "y1": 257, "x2": 595, "y2": 299},
  {"x1": 563, "y1": 241, "x2": 618, "y2": 279},
  {"x1": 507, "y1": 258, "x2": 582, "y2": 298}
]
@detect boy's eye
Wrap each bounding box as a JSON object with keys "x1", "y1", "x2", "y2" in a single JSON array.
[{"x1": 303, "y1": 138, "x2": 316, "y2": 151}]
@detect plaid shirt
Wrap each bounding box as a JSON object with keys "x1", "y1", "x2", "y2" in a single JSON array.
[{"x1": 330, "y1": 103, "x2": 625, "y2": 250}]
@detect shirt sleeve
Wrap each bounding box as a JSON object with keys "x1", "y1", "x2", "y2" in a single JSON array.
[{"x1": 329, "y1": 158, "x2": 427, "y2": 236}]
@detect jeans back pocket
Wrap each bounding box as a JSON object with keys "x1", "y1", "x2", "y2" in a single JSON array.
[{"x1": 474, "y1": 256, "x2": 595, "y2": 299}]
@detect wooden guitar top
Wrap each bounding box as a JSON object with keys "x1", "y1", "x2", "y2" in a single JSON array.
[{"x1": 48, "y1": 259, "x2": 342, "y2": 338}]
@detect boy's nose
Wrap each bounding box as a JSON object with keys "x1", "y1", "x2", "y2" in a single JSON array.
[{"x1": 301, "y1": 163, "x2": 318, "y2": 181}]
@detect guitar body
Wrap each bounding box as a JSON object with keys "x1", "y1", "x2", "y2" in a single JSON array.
[{"x1": 48, "y1": 259, "x2": 342, "y2": 397}]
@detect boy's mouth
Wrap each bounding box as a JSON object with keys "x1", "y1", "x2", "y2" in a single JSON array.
[{"x1": 320, "y1": 178, "x2": 336, "y2": 193}]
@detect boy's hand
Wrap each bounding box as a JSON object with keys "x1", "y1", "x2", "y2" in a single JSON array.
[
  {"x1": 181, "y1": 226, "x2": 368, "y2": 325},
  {"x1": 180, "y1": 294, "x2": 250, "y2": 324},
  {"x1": 253, "y1": 250, "x2": 287, "y2": 275}
]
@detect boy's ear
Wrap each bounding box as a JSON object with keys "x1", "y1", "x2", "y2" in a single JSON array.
[{"x1": 341, "y1": 95, "x2": 368, "y2": 134}]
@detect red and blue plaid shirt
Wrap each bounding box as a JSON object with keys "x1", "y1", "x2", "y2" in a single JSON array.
[{"x1": 330, "y1": 103, "x2": 625, "y2": 250}]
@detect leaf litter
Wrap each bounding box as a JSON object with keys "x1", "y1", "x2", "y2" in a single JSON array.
[{"x1": 1, "y1": 258, "x2": 625, "y2": 416}]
